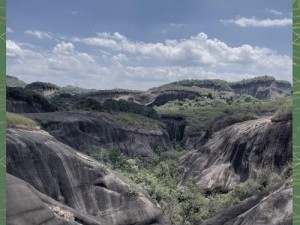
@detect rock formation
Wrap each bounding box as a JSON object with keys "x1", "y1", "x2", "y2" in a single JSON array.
[
  {"x1": 181, "y1": 117, "x2": 292, "y2": 192},
  {"x1": 23, "y1": 111, "x2": 172, "y2": 157},
  {"x1": 7, "y1": 128, "x2": 168, "y2": 225}
]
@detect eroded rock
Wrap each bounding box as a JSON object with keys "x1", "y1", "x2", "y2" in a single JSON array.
[
  {"x1": 181, "y1": 117, "x2": 292, "y2": 192},
  {"x1": 7, "y1": 128, "x2": 167, "y2": 225}
]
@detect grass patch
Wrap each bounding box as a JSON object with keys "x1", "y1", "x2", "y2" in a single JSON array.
[
  {"x1": 7, "y1": 112, "x2": 39, "y2": 130},
  {"x1": 157, "y1": 97, "x2": 292, "y2": 133},
  {"x1": 112, "y1": 112, "x2": 164, "y2": 130}
]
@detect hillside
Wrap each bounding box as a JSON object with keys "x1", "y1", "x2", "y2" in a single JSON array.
[
  {"x1": 6, "y1": 75, "x2": 27, "y2": 87},
  {"x1": 6, "y1": 76, "x2": 292, "y2": 225}
]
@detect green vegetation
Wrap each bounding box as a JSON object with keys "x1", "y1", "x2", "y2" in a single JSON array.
[
  {"x1": 152, "y1": 79, "x2": 233, "y2": 92},
  {"x1": 7, "y1": 112, "x2": 39, "y2": 130},
  {"x1": 89, "y1": 147, "x2": 283, "y2": 225},
  {"x1": 113, "y1": 112, "x2": 164, "y2": 130},
  {"x1": 50, "y1": 93, "x2": 159, "y2": 119},
  {"x1": 25, "y1": 81, "x2": 60, "y2": 90},
  {"x1": 83, "y1": 88, "x2": 142, "y2": 97},
  {"x1": 7, "y1": 87, "x2": 58, "y2": 112},
  {"x1": 157, "y1": 97, "x2": 292, "y2": 133},
  {"x1": 103, "y1": 99, "x2": 158, "y2": 119},
  {"x1": 229, "y1": 75, "x2": 275, "y2": 88}
]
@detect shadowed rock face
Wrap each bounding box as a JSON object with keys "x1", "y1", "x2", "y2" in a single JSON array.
[
  {"x1": 7, "y1": 100, "x2": 47, "y2": 113},
  {"x1": 7, "y1": 128, "x2": 167, "y2": 225},
  {"x1": 23, "y1": 111, "x2": 172, "y2": 157},
  {"x1": 201, "y1": 184, "x2": 292, "y2": 225},
  {"x1": 181, "y1": 117, "x2": 292, "y2": 192}
]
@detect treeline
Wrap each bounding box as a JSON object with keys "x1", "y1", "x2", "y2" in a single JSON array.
[
  {"x1": 163, "y1": 79, "x2": 233, "y2": 92},
  {"x1": 7, "y1": 87, "x2": 58, "y2": 112},
  {"x1": 25, "y1": 81, "x2": 60, "y2": 90},
  {"x1": 77, "y1": 98, "x2": 158, "y2": 119},
  {"x1": 7, "y1": 87, "x2": 158, "y2": 119}
]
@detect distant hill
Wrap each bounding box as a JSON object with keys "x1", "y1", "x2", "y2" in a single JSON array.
[{"x1": 6, "y1": 75, "x2": 27, "y2": 87}]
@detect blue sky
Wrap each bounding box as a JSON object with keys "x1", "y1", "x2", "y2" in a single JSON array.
[{"x1": 7, "y1": 0, "x2": 292, "y2": 90}]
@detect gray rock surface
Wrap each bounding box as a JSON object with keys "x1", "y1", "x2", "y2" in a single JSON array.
[
  {"x1": 202, "y1": 184, "x2": 292, "y2": 225},
  {"x1": 7, "y1": 174, "x2": 110, "y2": 225},
  {"x1": 7, "y1": 100, "x2": 48, "y2": 113},
  {"x1": 7, "y1": 128, "x2": 167, "y2": 225},
  {"x1": 181, "y1": 117, "x2": 292, "y2": 192},
  {"x1": 23, "y1": 111, "x2": 172, "y2": 157}
]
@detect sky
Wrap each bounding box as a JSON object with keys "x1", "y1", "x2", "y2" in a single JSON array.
[{"x1": 7, "y1": 0, "x2": 292, "y2": 90}]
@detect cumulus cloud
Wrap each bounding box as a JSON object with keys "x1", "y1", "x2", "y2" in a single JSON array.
[
  {"x1": 221, "y1": 17, "x2": 292, "y2": 27},
  {"x1": 53, "y1": 42, "x2": 75, "y2": 54},
  {"x1": 25, "y1": 30, "x2": 53, "y2": 39},
  {"x1": 7, "y1": 32, "x2": 292, "y2": 90}
]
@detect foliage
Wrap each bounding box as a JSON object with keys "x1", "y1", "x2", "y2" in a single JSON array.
[
  {"x1": 156, "y1": 79, "x2": 233, "y2": 92},
  {"x1": 113, "y1": 112, "x2": 163, "y2": 130},
  {"x1": 7, "y1": 112, "x2": 39, "y2": 130},
  {"x1": 157, "y1": 97, "x2": 292, "y2": 133},
  {"x1": 88, "y1": 147, "x2": 279, "y2": 225},
  {"x1": 7, "y1": 87, "x2": 58, "y2": 112},
  {"x1": 25, "y1": 81, "x2": 59, "y2": 90},
  {"x1": 229, "y1": 76, "x2": 275, "y2": 88},
  {"x1": 103, "y1": 99, "x2": 159, "y2": 119},
  {"x1": 77, "y1": 98, "x2": 103, "y2": 111}
]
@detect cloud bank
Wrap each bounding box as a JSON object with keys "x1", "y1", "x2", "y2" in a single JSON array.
[{"x1": 7, "y1": 32, "x2": 292, "y2": 90}]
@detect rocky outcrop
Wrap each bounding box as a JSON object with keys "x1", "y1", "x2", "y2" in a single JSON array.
[
  {"x1": 229, "y1": 78, "x2": 291, "y2": 100},
  {"x1": 23, "y1": 111, "x2": 172, "y2": 157},
  {"x1": 160, "y1": 115, "x2": 187, "y2": 142},
  {"x1": 202, "y1": 184, "x2": 292, "y2": 225},
  {"x1": 7, "y1": 100, "x2": 50, "y2": 113},
  {"x1": 7, "y1": 128, "x2": 167, "y2": 225},
  {"x1": 181, "y1": 117, "x2": 292, "y2": 192}
]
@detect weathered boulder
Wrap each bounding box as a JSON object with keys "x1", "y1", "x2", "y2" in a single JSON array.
[
  {"x1": 181, "y1": 117, "x2": 292, "y2": 192},
  {"x1": 7, "y1": 128, "x2": 167, "y2": 225}
]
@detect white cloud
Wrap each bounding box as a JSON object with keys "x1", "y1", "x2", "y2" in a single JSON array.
[
  {"x1": 221, "y1": 17, "x2": 292, "y2": 27},
  {"x1": 266, "y1": 9, "x2": 283, "y2": 16},
  {"x1": 7, "y1": 27, "x2": 14, "y2": 33},
  {"x1": 6, "y1": 40, "x2": 23, "y2": 57},
  {"x1": 53, "y1": 42, "x2": 75, "y2": 54},
  {"x1": 71, "y1": 11, "x2": 78, "y2": 15},
  {"x1": 7, "y1": 32, "x2": 292, "y2": 90},
  {"x1": 25, "y1": 30, "x2": 53, "y2": 39}
]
